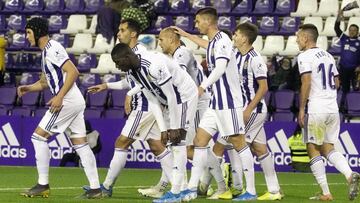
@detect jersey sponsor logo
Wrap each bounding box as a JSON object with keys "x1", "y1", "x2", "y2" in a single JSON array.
[
  {"x1": 48, "y1": 133, "x2": 73, "y2": 159},
  {"x1": 127, "y1": 141, "x2": 159, "y2": 163},
  {"x1": 0, "y1": 123, "x2": 27, "y2": 158}
]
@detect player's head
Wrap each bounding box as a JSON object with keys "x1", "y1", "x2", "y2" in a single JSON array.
[
  {"x1": 221, "y1": 29, "x2": 233, "y2": 40},
  {"x1": 111, "y1": 43, "x2": 140, "y2": 72},
  {"x1": 25, "y1": 17, "x2": 48, "y2": 47},
  {"x1": 158, "y1": 27, "x2": 181, "y2": 55},
  {"x1": 233, "y1": 22, "x2": 258, "y2": 48},
  {"x1": 195, "y1": 7, "x2": 218, "y2": 34},
  {"x1": 296, "y1": 24, "x2": 319, "y2": 51},
  {"x1": 117, "y1": 19, "x2": 141, "y2": 45},
  {"x1": 348, "y1": 24, "x2": 359, "y2": 38}
]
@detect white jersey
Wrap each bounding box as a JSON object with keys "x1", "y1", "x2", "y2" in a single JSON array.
[
  {"x1": 236, "y1": 48, "x2": 267, "y2": 113},
  {"x1": 206, "y1": 31, "x2": 243, "y2": 110},
  {"x1": 298, "y1": 47, "x2": 339, "y2": 113},
  {"x1": 42, "y1": 40, "x2": 84, "y2": 105}
]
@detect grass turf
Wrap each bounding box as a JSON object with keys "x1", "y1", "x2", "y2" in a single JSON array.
[{"x1": 0, "y1": 166, "x2": 356, "y2": 203}]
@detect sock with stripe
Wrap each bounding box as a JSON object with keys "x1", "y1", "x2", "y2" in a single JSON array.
[
  {"x1": 103, "y1": 148, "x2": 127, "y2": 189},
  {"x1": 310, "y1": 156, "x2": 330, "y2": 195},
  {"x1": 188, "y1": 147, "x2": 208, "y2": 190},
  {"x1": 228, "y1": 148, "x2": 243, "y2": 190},
  {"x1": 156, "y1": 149, "x2": 172, "y2": 191},
  {"x1": 327, "y1": 150, "x2": 353, "y2": 179},
  {"x1": 259, "y1": 152, "x2": 280, "y2": 193},
  {"x1": 208, "y1": 149, "x2": 226, "y2": 192},
  {"x1": 237, "y1": 145, "x2": 256, "y2": 195},
  {"x1": 74, "y1": 143, "x2": 100, "y2": 189},
  {"x1": 31, "y1": 133, "x2": 50, "y2": 185},
  {"x1": 171, "y1": 145, "x2": 187, "y2": 194}
]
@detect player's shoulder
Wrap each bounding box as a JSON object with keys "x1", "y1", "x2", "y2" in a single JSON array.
[
  {"x1": 175, "y1": 46, "x2": 193, "y2": 58},
  {"x1": 45, "y1": 40, "x2": 66, "y2": 54}
]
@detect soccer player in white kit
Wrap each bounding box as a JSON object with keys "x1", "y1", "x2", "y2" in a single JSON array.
[
  {"x1": 17, "y1": 17, "x2": 101, "y2": 198},
  {"x1": 85, "y1": 19, "x2": 174, "y2": 198},
  {"x1": 111, "y1": 42, "x2": 198, "y2": 203},
  {"x1": 296, "y1": 24, "x2": 360, "y2": 201},
  {"x1": 172, "y1": 7, "x2": 255, "y2": 201}
]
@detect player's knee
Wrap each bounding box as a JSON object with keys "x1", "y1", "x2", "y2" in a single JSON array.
[
  {"x1": 187, "y1": 145, "x2": 194, "y2": 160},
  {"x1": 34, "y1": 127, "x2": 50, "y2": 139},
  {"x1": 148, "y1": 140, "x2": 165, "y2": 156},
  {"x1": 320, "y1": 143, "x2": 335, "y2": 157},
  {"x1": 114, "y1": 135, "x2": 133, "y2": 149},
  {"x1": 250, "y1": 143, "x2": 268, "y2": 157},
  {"x1": 212, "y1": 142, "x2": 225, "y2": 157}
]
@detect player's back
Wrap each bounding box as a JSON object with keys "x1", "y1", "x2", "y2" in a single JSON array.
[{"x1": 298, "y1": 47, "x2": 338, "y2": 113}]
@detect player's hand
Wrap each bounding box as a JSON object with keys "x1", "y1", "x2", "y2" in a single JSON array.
[
  {"x1": 47, "y1": 95, "x2": 63, "y2": 113},
  {"x1": 17, "y1": 85, "x2": 30, "y2": 97},
  {"x1": 243, "y1": 108, "x2": 252, "y2": 124},
  {"x1": 124, "y1": 95, "x2": 132, "y2": 115},
  {"x1": 198, "y1": 86, "x2": 205, "y2": 96},
  {"x1": 170, "y1": 26, "x2": 190, "y2": 38},
  {"x1": 88, "y1": 83, "x2": 107, "y2": 94},
  {"x1": 161, "y1": 131, "x2": 168, "y2": 145},
  {"x1": 298, "y1": 109, "x2": 305, "y2": 128}
]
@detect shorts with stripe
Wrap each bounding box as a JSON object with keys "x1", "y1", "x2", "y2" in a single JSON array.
[
  {"x1": 199, "y1": 108, "x2": 245, "y2": 139},
  {"x1": 303, "y1": 113, "x2": 340, "y2": 145},
  {"x1": 38, "y1": 104, "x2": 86, "y2": 138},
  {"x1": 186, "y1": 97, "x2": 210, "y2": 146},
  {"x1": 217, "y1": 112, "x2": 267, "y2": 146},
  {"x1": 121, "y1": 110, "x2": 160, "y2": 141}
]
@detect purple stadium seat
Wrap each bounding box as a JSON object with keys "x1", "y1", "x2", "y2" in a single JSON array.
[
  {"x1": 68, "y1": 53, "x2": 77, "y2": 66},
  {"x1": 21, "y1": 91, "x2": 40, "y2": 107},
  {"x1": 337, "y1": 90, "x2": 342, "y2": 107},
  {"x1": 83, "y1": 0, "x2": 103, "y2": 14},
  {"x1": 11, "y1": 107, "x2": 32, "y2": 117},
  {"x1": 273, "y1": 90, "x2": 295, "y2": 112},
  {"x1": 14, "y1": 53, "x2": 35, "y2": 69},
  {"x1": 274, "y1": 0, "x2": 295, "y2": 16},
  {"x1": 111, "y1": 90, "x2": 127, "y2": 108},
  {"x1": 34, "y1": 108, "x2": 47, "y2": 117},
  {"x1": 6, "y1": 33, "x2": 26, "y2": 51},
  {"x1": 232, "y1": 0, "x2": 253, "y2": 15},
  {"x1": 61, "y1": 0, "x2": 84, "y2": 14},
  {"x1": 328, "y1": 37, "x2": 341, "y2": 56},
  {"x1": 102, "y1": 74, "x2": 120, "y2": 83},
  {"x1": 19, "y1": 72, "x2": 39, "y2": 85},
  {"x1": 2, "y1": 0, "x2": 23, "y2": 14},
  {"x1": 278, "y1": 16, "x2": 300, "y2": 35},
  {"x1": 77, "y1": 53, "x2": 97, "y2": 72},
  {"x1": 0, "y1": 108, "x2": 7, "y2": 116},
  {"x1": 104, "y1": 109, "x2": 125, "y2": 119},
  {"x1": 170, "y1": 0, "x2": 189, "y2": 13},
  {"x1": 175, "y1": 15, "x2": 194, "y2": 33},
  {"x1": 42, "y1": 89, "x2": 53, "y2": 106},
  {"x1": 51, "y1": 33, "x2": 69, "y2": 48},
  {"x1": 81, "y1": 73, "x2": 101, "y2": 88},
  {"x1": 22, "y1": 0, "x2": 44, "y2": 14},
  {"x1": 7, "y1": 14, "x2": 26, "y2": 31},
  {"x1": 218, "y1": 16, "x2": 236, "y2": 32},
  {"x1": 5, "y1": 53, "x2": 14, "y2": 70},
  {"x1": 264, "y1": 91, "x2": 272, "y2": 107},
  {"x1": 259, "y1": 16, "x2": 279, "y2": 35},
  {"x1": 48, "y1": 15, "x2": 67, "y2": 33},
  {"x1": 0, "y1": 15, "x2": 6, "y2": 32},
  {"x1": 0, "y1": 87, "x2": 17, "y2": 107},
  {"x1": 213, "y1": 0, "x2": 231, "y2": 13},
  {"x1": 2, "y1": 72, "x2": 16, "y2": 87},
  {"x1": 148, "y1": 15, "x2": 173, "y2": 34},
  {"x1": 239, "y1": 16, "x2": 257, "y2": 24},
  {"x1": 346, "y1": 92, "x2": 360, "y2": 117},
  {"x1": 43, "y1": 0, "x2": 64, "y2": 14},
  {"x1": 253, "y1": 0, "x2": 274, "y2": 15},
  {"x1": 87, "y1": 90, "x2": 108, "y2": 108},
  {"x1": 191, "y1": 0, "x2": 211, "y2": 13},
  {"x1": 154, "y1": 0, "x2": 169, "y2": 13},
  {"x1": 272, "y1": 112, "x2": 294, "y2": 121},
  {"x1": 84, "y1": 108, "x2": 102, "y2": 119},
  {"x1": 31, "y1": 53, "x2": 41, "y2": 70}
]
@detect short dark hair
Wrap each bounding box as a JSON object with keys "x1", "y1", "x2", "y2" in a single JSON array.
[
  {"x1": 349, "y1": 24, "x2": 359, "y2": 31},
  {"x1": 220, "y1": 29, "x2": 233, "y2": 39},
  {"x1": 111, "y1": 42, "x2": 134, "y2": 61},
  {"x1": 120, "y1": 18, "x2": 142, "y2": 37},
  {"x1": 195, "y1": 7, "x2": 218, "y2": 21},
  {"x1": 235, "y1": 22, "x2": 258, "y2": 44},
  {"x1": 299, "y1": 24, "x2": 319, "y2": 42}
]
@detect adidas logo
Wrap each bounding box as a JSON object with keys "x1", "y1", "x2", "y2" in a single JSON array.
[
  {"x1": 48, "y1": 133, "x2": 73, "y2": 160},
  {"x1": 127, "y1": 141, "x2": 159, "y2": 163},
  {"x1": 0, "y1": 123, "x2": 27, "y2": 158}
]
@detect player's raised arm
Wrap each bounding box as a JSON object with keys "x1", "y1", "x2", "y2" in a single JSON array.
[{"x1": 171, "y1": 26, "x2": 209, "y2": 49}]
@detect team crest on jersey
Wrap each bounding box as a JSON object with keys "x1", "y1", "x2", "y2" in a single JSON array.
[{"x1": 243, "y1": 61, "x2": 248, "y2": 70}]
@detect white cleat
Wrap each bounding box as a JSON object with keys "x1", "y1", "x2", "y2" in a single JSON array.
[{"x1": 138, "y1": 186, "x2": 164, "y2": 198}]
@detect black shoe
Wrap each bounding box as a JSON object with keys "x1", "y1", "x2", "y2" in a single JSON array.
[
  {"x1": 20, "y1": 184, "x2": 50, "y2": 198},
  {"x1": 78, "y1": 188, "x2": 102, "y2": 199},
  {"x1": 349, "y1": 172, "x2": 360, "y2": 201}
]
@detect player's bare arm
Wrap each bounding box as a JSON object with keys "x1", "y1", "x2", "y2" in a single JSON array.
[
  {"x1": 171, "y1": 26, "x2": 209, "y2": 49},
  {"x1": 17, "y1": 73, "x2": 48, "y2": 97},
  {"x1": 88, "y1": 83, "x2": 108, "y2": 93},
  {"x1": 298, "y1": 73, "x2": 311, "y2": 128},
  {"x1": 244, "y1": 79, "x2": 268, "y2": 123}
]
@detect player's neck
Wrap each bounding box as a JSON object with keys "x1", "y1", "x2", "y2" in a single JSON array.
[
  {"x1": 38, "y1": 36, "x2": 50, "y2": 50},
  {"x1": 304, "y1": 43, "x2": 317, "y2": 51},
  {"x1": 129, "y1": 40, "x2": 138, "y2": 49},
  {"x1": 169, "y1": 43, "x2": 181, "y2": 56},
  {"x1": 207, "y1": 27, "x2": 219, "y2": 40},
  {"x1": 238, "y1": 44, "x2": 253, "y2": 55}
]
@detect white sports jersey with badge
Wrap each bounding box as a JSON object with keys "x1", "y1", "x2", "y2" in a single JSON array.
[
  {"x1": 297, "y1": 47, "x2": 339, "y2": 113},
  {"x1": 206, "y1": 31, "x2": 243, "y2": 110},
  {"x1": 236, "y1": 48, "x2": 267, "y2": 113}
]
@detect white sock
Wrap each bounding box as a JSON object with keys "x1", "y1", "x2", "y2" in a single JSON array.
[
  {"x1": 181, "y1": 170, "x2": 188, "y2": 191},
  {"x1": 156, "y1": 149, "x2": 172, "y2": 190},
  {"x1": 208, "y1": 149, "x2": 226, "y2": 192},
  {"x1": 199, "y1": 167, "x2": 212, "y2": 186},
  {"x1": 188, "y1": 147, "x2": 208, "y2": 190},
  {"x1": 310, "y1": 156, "x2": 330, "y2": 195},
  {"x1": 327, "y1": 150, "x2": 353, "y2": 180},
  {"x1": 259, "y1": 152, "x2": 280, "y2": 193},
  {"x1": 31, "y1": 133, "x2": 50, "y2": 185},
  {"x1": 171, "y1": 145, "x2": 187, "y2": 194},
  {"x1": 102, "y1": 148, "x2": 127, "y2": 189},
  {"x1": 228, "y1": 148, "x2": 243, "y2": 190},
  {"x1": 237, "y1": 146, "x2": 256, "y2": 195}
]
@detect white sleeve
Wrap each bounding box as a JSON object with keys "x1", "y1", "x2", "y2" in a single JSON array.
[
  {"x1": 106, "y1": 79, "x2": 130, "y2": 90},
  {"x1": 47, "y1": 43, "x2": 70, "y2": 68},
  {"x1": 142, "y1": 89, "x2": 167, "y2": 132},
  {"x1": 200, "y1": 58, "x2": 228, "y2": 89},
  {"x1": 297, "y1": 54, "x2": 312, "y2": 75},
  {"x1": 214, "y1": 35, "x2": 233, "y2": 62},
  {"x1": 252, "y1": 56, "x2": 267, "y2": 79},
  {"x1": 126, "y1": 84, "x2": 142, "y2": 96},
  {"x1": 159, "y1": 80, "x2": 179, "y2": 129}
]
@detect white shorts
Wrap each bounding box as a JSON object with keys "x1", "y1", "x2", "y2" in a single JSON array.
[
  {"x1": 121, "y1": 110, "x2": 160, "y2": 141},
  {"x1": 199, "y1": 108, "x2": 245, "y2": 138},
  {"x1": 217, "y1": 112, "x2": 267, "y2": 146},
  {"x1": 186, "y1": 97, "x2": 210, "y2": 146},
  {"x1": 38, "y1": 104, "x2": 86, "y2": 138},
  {"x1": 164, "y1": 95, "x2": 198, "y2": 130},
  {"x1": 303, "y1": 113, "x2": 340, "y2": 145}
]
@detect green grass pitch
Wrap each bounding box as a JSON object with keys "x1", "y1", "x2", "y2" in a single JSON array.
[{"x1": 0, "y1": 166, "x2": 356, "y2": 203}]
